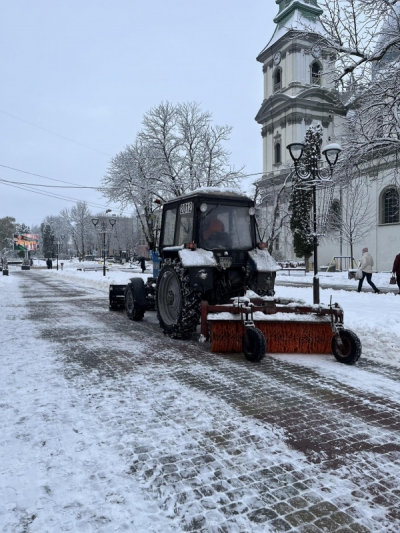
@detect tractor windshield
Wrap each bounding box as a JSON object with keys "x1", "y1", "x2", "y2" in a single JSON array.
[{"x1": 199, "y1": 204, "x2": 254, "y2": 250}]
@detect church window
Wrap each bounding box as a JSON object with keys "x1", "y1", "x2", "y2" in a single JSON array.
[
  {"x1": 380, "y1": 187, "x2": 399, "y2": 224},
  {"x1": 275, "y1": 143, "x2": 281, "y2": 163},
  {"x1": 311, "y1": 62, "x2": 321, "y2": 85},
  {"x1": 274, "y1": 68, "x2": 282, "y2": 92}
]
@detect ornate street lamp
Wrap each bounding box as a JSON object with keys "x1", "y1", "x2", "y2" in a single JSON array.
[
  {"x1": 55, "y1": 235, "x2": 65, "y2": 271},
  {"x1": 287, "y1": 140, "x2": 342, "y2": 304},
  {"x1": 92, "y1": 214, "x2": 117, "y2": 276}
]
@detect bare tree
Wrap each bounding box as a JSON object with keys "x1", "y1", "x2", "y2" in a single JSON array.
[
  {"x1": 320, "y1": 0, "x2": 400, "y2": 86},
  {"x1": 253, "y1": 176, "x2": 290, "y2": 258},
  {"x1": 102, "y1": 101, "x2": 244, "y2": 247},
  {"x1": 319, "y1": 0, "x2": 400, "y2": 184},
  {"x1": 102, "y1": 139, "x2": 163, "y2": 247},
  {"x1": 60, "y1": 202, "x2": 94, "y2": 258},
  {"x1": 108, "y1": 216, "x2": 139, "y2": 258},
  {"x1": 328, "y1": 176, "x2": 376, "y2": 262}
]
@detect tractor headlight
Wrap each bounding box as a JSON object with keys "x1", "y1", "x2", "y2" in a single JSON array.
[
  {"x1": 200, "y1": 203, "x2": 208, "y2": 213},
  {"x1": 249, "y1": 207, "x2": 256, "y2": 216}
]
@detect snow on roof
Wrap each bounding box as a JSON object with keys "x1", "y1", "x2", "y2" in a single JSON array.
[
  {"x1": 264, "y1": 8, "x2": 326, "y2": 50},
  {"x1": 182, "y1": 187, "x2": 252, "y2": 201}
]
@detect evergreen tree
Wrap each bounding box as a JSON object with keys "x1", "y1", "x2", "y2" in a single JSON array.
[
  {"x1": 289, "y1": 124, "x2": 324, "y2": 267},
  {"x1": 40, "y1": 223, "x2": 53, "y2": 258},
  {"x1": 289, "y1": 186, "x2": 314, "y2": 266},
  {"x1": 0, "y1": 216, "x2": 16, "y2": 251},
  {"x1": 15, "y1": 223, "x2": 31, "y2": 234}
]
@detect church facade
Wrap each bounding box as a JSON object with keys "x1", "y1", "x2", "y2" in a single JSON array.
[{"x1": 255, "y1": 0, "x2": 400, "y2": 272}]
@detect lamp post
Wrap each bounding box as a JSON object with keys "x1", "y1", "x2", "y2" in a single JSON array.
[
  {"x1": 287, "y1": 140, "x2": 341, "y2": 304},
  {"x1": 92, "y1": 213, "x2": 117, "y2": 276},
  {"x1": 50, "y1": 233, "x2": 55, "y2": 261},
  {"x1": 54, "y1": 235, "x2": 65, "y2": 271}
]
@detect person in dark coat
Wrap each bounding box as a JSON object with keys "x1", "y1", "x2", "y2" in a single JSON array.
[
  {"x1": 138, "y1": 256, "x2": 146, "y2": 273},
  {"x1": 46, "y1": 258, "x2": 53, "y2": 269},
  {"x1": 392, "y1": 251, "x2": 400, "y2": 294}
]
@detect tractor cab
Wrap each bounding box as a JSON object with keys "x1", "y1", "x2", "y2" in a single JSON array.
[{"x1": 159, "y1": 189, "x2": 257, "y2": 254}]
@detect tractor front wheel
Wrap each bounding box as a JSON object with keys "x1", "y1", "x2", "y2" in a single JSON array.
[
  {"x1": 156, "y1": 259, "x2": 202, "y2": 339},
  {"x1": 125, "y1": 278, "x2": 146, "y2": 321},
  {"x1": 243, "y1": 327, "x2": 266, "y2": 362},
  {"x1": 331, "y1": 329, "x2": 362, "y2": 365}
]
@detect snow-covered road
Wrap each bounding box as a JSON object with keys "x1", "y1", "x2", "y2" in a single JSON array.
[{"x1": 1, "y1": 269, "x2": 400, "y2": 532}]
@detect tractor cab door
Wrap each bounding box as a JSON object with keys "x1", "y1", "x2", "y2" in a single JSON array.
[
  {"x1": 159, "y1": 201, "x2": 195, "y2": 249},
  {"x1": 176, "y1": 201, "x2": 194, "y2": 246}
]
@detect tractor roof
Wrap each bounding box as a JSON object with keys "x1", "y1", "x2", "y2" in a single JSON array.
[{"x1": 165, "y1": 187, "x2": 252, "y2": 205}]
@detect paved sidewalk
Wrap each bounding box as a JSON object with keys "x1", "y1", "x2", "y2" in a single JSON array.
[
  {"x1": 1, "y1": 271, "x2": 400, "y2": 532},
  {"x1": 276, "y1": 277, "x2": 399, "y2": 294}
]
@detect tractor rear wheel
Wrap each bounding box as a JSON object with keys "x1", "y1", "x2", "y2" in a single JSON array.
[
  {"x1": 125, "y1": 278, "x2": 146, "y2": 321},
  {"x1": 243, "y1": 327, "x2": 266, "y2": 362},
  {"x1": 156, "y1": 259, "x2": 202, "y2": 339},
  {"x1": 331, "y1": 329, "x2": 362, "y2": 365}
]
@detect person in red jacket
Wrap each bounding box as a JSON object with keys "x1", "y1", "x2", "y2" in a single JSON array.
[{"x1": 393, "y1": 252, "x2": 400, "y2": 294}]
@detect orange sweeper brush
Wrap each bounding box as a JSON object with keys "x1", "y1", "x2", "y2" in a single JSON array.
[
  {"x1": 201, "y1": 298, "x2": 343, "y2": 355},
  {"x1": 208, "y1": 319, "x2": 333, "y2": 354}
]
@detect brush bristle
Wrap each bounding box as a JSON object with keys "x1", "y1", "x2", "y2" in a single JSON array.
[{"x1": 209, "y1": 321, "x2": 332, "y2": 354}]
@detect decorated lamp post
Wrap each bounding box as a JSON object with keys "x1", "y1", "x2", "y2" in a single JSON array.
[
  {"x1": 287, "y1": 125, "x2": 341, "y2": 304},
  {"x1": 55, "y1": 235, "x2": 64, "y2": 271},
  {"x1": 92, "y1": 212, "x2": 117, "y2": 276}
]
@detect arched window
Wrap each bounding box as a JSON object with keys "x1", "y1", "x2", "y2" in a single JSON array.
[
  {"x1": 274, "y1": 68, "x2": 282, "y2": 92},
  {"x1": 380, "y1": 187, "x2": 399, "y2": 224},
  {"x1": 311, "y1": 62, "x2": 321, "y2": 85},
  {"x1": 275, "y1": 143, "x2": 281, "y2": 164}
]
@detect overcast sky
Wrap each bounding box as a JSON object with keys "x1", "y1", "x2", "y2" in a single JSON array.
[{"x1": 0, "y1": 0, "x2": 276, "y2": 228}]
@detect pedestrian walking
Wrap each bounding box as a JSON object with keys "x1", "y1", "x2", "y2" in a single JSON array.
[
  {"x1": 392, "y1": 251, "x2": 400, "y2": 295},
  {"x1": 357, "y1": 247, "x2": 380, "y2": 293},
  {"x1": 138, "y1": 256, "x2": 146, "y2": 273}
]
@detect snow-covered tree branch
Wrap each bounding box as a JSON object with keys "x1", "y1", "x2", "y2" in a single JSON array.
[{"x1": 102, "y1": 101, "x2": 244, "y2": 246}]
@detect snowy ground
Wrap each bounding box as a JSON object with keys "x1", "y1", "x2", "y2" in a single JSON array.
[
  {"x1": 1, "y1": 264, "x2": 400, "y2": 532},
  {"x1": 33, "y1": 258, "x2": 400, "y2": 368}
]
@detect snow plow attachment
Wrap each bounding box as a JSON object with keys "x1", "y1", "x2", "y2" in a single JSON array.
[{"x1": 201, "y1": 296, "x2": 362, "y2": 365}]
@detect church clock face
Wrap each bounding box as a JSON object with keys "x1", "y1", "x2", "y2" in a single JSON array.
[
  {"x1": 312, "y1": 45, "x2": 322, "y2": 59},
  {"x1": 273, "y1": 51, "x2": 281, "y2": 65}
]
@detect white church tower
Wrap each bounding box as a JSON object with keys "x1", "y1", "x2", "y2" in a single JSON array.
[
  {"x1": 255, "y1": 0, "x2": 345, "y2": 177},
  {"x1": 255, "y1": 0, "x2": 400, "y2": 272}
]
